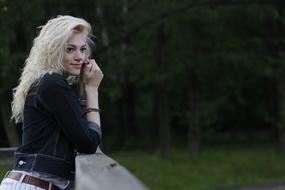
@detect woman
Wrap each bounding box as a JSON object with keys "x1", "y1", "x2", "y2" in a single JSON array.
[{"x1": 0, "y1": 15, "x2": 103, "y2": 190}]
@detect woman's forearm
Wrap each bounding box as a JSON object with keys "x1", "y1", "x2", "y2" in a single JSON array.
[{"x1": 85, "y1": 86, "x2": 101, "y2": 126}]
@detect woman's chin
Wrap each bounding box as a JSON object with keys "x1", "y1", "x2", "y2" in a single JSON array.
[{"x1": 66, "y1": 70, "x2": 81, "y2": 76}]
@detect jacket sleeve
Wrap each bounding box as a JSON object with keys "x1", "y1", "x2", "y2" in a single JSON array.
[{"x1": 37, "y1": 74, "x2": 101, "y2": 153}]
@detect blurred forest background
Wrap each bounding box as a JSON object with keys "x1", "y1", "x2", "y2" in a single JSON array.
[{"x1": 1, "y1": 0, "x2": 285, "y2": 189}]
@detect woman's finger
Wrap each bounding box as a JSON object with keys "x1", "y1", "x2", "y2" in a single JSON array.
[{"x1": 89, "y1": 63, "x2": 94, "y2": 72}]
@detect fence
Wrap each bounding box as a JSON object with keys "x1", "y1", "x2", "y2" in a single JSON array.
[{"x1": 0, "y1": 147, "x2": 149, "y2": 190}]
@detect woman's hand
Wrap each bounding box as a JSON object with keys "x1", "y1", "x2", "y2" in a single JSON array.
[
  {"x1": 81, "y1": 59, "x2": 103, "y2": 89},
  {"x1": 81, "y1": 59, "x2": 102, "y2": 127}
]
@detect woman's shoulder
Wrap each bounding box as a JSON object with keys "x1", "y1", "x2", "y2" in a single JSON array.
[{"x1": 38, "y1": 72, "x2": 71, "y2": 91}]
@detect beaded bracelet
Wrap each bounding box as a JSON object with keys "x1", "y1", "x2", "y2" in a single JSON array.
[{"x1": 85, "y1": 107, "x2": 101, "y2": 115}]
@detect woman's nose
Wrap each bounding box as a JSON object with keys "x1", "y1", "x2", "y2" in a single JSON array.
[{"x1": 74, "y1": 50, "x2": 85, "y2": 62}]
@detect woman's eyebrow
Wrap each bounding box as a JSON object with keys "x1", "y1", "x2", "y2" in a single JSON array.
[{"x1": 66, "y1": 44, "x2": 87, "y2": 47}]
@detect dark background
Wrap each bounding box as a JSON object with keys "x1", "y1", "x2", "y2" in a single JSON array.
[{"x1": 1, "y1": 0, "x2": 285, "y2": 160}]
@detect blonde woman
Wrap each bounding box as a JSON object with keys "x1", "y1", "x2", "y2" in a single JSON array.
[{"x1": 0, "y1": 15, "x2": 103, "y2": 190}]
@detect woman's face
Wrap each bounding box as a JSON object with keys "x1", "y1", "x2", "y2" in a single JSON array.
[{"x1": 63, "y1": 33, "x2": 88, "y2": 75}]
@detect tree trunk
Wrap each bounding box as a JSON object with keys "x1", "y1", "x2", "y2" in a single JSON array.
[
  {"x1": 273, "y1": 6, "x2": 285, "y2": 153},
  {"x1": 122, "y1": 82, "x2": 137, "y2": 138},
  {"x1": 118, "y1": 0, "x2": 137, "y2": 148},
  {"x1": 154, "y1": 23, "x2": 171, "y2": 159},
  {"x1": 188, "y1": 127, "x2": 199, "y2": 159},
  {"x1": 96, "y1": 1, "x2": 110, "y2": 48},
  {"x1": 0, "y1": 92, "x2": 20, "y2": 147},
  {"x1": 157, "y1": 87, "x2": 171, "y2": 159},
  {"x1": 278, "y1": 127, "x2": 285, "y2": 154},
  {"x1": 187, "y1": 70, "x2": 200, "y2": 159},
  {"x1": 276, "y1": 65, "x2": 285, "y2": 153}
]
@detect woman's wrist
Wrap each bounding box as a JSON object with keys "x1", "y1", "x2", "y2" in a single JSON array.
[
  {"x1": 85, "y1": 85, "x2": 99, "y2": 94},
  {"x1": 85, "y1": 85, "x2": 99, "y2": 110},
  {"x1": 85, "y1": 107, "x2": 101, "y2": 115}
]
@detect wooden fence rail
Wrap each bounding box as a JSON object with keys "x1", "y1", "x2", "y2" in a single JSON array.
[
  {"x1": 0, "y1": 147, "x2": 17, "y2": 157},
  {"x1": 76, "y1": 148, "x2": 149, "y2": 190},
  {"x1": 0, "y1": 147, "x2": 149, "y2": 190}
]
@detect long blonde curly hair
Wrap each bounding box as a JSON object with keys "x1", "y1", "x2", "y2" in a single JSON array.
[{"x1": 11, "y1": 15, "x2": 93, "y2": 123}]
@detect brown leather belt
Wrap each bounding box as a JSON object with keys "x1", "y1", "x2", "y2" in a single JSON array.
[{"x1": 5, "y1": 171, "x2": 60, "y2": 190}]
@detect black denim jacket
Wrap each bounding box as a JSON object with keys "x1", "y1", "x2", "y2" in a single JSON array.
[{"x1": 13, "y1": 73, "x2": 102, "y2": 180}]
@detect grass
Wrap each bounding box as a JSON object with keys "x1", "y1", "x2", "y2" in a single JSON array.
[
  {"x1": 110, "y1": 146, "x2": 285, "y2": 190},
  {"x1": 0, "y1": 157, "x2": 12, "y2": 180},
  {"x1": 1, "y1": 146, "x2": 285, "y2": 190}
]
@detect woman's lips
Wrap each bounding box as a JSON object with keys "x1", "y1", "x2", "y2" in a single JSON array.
[{"x1": 71, "y1": 64, "x2": 82, "y2": 70}]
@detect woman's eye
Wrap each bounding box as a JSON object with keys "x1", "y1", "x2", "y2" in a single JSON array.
[
  {"x1": 80, "y1": 48, "x2": 87, "y2": 52},
  {"x1": 66, "y1": 47, "x2": 74, "y2": 53}
]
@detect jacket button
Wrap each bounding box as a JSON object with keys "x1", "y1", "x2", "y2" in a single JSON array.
[{"x1": 19, "y1": 160, "x2": 25, "y2": 165}]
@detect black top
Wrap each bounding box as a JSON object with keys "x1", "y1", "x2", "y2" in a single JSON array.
[{"x1": 13, "y1": 72, "x2": 101, "y2": 180}]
